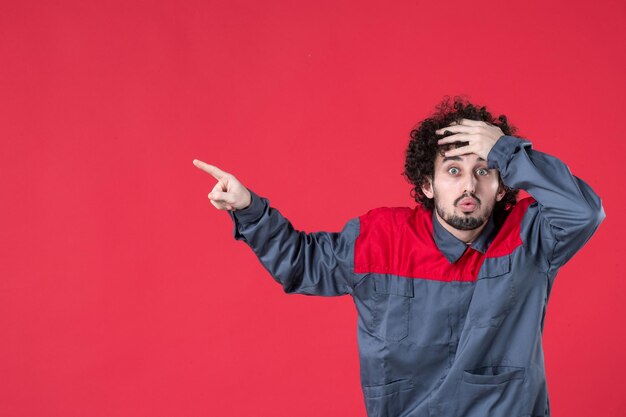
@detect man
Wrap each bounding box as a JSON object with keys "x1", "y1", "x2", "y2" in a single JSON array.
[{"x1": 193, "y1": 97, "x2": 605, "y2": 417}]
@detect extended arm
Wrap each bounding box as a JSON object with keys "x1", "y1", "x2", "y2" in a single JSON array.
[
  {"x1": 228, "y1": 190, "x2": 359, "y2": 296},
  {"x1": 192, "y1": 158, "x2": 359, "y2": 296}
]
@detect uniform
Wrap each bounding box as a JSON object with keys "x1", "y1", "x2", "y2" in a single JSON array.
[{"x1": 227, "y1": 135, "x2": 606, "y2": 417}]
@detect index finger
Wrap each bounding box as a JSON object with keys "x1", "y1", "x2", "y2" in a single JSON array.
[
  {"x1": 458, "y1": 118, "x2": 484, "y2": 126},
  {"x1": 193, "y1": 159, "x2": 228, "y2": 180},
  {"x1": 435, "y1": 125, "x2": 474, "y2": 135}
]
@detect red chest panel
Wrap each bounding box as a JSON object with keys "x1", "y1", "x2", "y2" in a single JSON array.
[{"x1": 354, "y1": 198, "x2": 535, "y2": 282}]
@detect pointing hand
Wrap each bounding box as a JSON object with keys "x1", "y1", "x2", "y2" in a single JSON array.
[{"x1": 193, "y1": 159, "x2": 252, "y2": 211}]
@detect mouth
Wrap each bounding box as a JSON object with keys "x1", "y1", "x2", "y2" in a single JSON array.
[{"x1": 458, "y1": 198, "x2": 478, "y2": 212}]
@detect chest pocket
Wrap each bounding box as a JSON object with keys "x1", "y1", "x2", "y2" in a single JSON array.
[
  {"x1": 372, "y1": 275, "x2": 414, "y2": 342},
  {"x1": 469, "y1": 255, "x2": 514, "y2": 328}
]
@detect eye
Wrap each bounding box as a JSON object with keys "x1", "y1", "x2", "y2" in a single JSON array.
[
  {"x1": 476, "y1": 168, "x2": 489, "y2": 176},
  {"x1": 448, "y1": 167, "x2": 460, "y2": 175}
]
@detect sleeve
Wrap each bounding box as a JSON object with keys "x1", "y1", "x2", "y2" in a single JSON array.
[
  {"x1": 227, "y1": 189, "x2": 361, "y2": 297},
  {"x1": 487, "y1": 135, "x2": 606, "y2": 272}
]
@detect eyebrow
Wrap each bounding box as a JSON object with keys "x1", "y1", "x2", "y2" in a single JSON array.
[{"x1": 442, "y1": 156, "x2": 486, "y2": 163}]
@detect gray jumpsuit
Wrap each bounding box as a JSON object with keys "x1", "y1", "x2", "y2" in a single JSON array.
[{"x1": 227, "y1": 135, "x2": 606, "y2": 417}]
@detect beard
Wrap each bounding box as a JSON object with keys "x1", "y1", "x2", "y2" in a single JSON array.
[
  {"x1": 435, "y1": 196, "x2": 492, "y2": 231},
  {"x1": 437, "y1": 208, "x2": 485, "y2": 230}
]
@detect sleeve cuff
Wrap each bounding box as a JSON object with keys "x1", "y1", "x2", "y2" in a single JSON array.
[{"x1": 487, "y1": 135, "x2": 532, "y2": 171}]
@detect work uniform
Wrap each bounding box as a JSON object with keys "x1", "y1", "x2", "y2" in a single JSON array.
[{"x1": 227, "y1": 135, "x2": 605, "y2": 417}]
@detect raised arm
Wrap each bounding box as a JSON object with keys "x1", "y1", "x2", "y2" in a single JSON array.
[
  {"x1": 487, "y1": 136, "x2": 605, "y2": 271},
  {"x1": 436, "y1": 120, "x2": 606, "y2": 272},
  {"x1": 193, "y1": 159, "x2": 360, "y2": 296}
]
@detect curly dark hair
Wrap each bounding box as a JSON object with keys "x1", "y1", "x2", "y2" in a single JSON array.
[{"x1": 403, "y1": 95, "x2": 520, "y2": 223}]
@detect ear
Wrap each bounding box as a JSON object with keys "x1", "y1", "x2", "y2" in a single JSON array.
[
  {"x1": 421, "y1": 176, "x2": 434, "y2": 199},
  {"x1": 495, "y1": 184, "x2": 506, "y2": 202}
]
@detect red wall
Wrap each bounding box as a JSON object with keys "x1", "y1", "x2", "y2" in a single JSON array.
[{"x1": 1, "y1": 0, "x2": 623, "y2": 416}]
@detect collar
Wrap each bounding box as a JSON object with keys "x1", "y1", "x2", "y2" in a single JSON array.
[{"x1": 432, "y1": 210, "x2": 498, "y2": 263}]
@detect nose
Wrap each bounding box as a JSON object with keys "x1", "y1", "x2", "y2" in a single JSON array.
[{"x1": 462, "y1": 171, "x2": 477, "y2": 194}]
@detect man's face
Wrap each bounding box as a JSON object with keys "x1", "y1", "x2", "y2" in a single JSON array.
[{"x1": 421, "y1": 151, "x2": 505, "y2": 231}]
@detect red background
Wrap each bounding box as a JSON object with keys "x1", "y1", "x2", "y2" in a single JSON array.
[{"x1": 1, "y1": 0, "x2": 624, "y2": 416}]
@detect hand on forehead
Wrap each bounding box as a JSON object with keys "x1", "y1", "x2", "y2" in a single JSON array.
[{"x1": 434, "y1": 119, "x2": 504, "y2": 161}]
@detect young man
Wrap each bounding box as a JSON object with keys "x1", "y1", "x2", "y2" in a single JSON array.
[{"x1": 193, "y1": 98, "x2": 605, "y2": 417}]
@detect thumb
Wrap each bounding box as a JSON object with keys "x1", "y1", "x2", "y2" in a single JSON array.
[{"x1": 209, "y1": 190, "x2": 236, "y2": 204}]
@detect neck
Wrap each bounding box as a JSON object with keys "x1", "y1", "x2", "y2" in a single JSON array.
[{"x1": 434, "y1": 210, "x2": 488, "y2": 244}]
